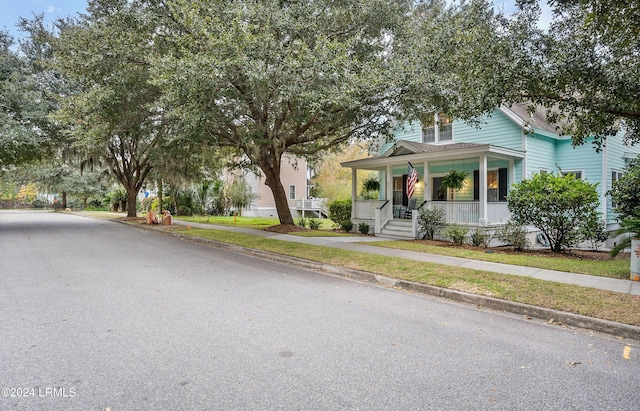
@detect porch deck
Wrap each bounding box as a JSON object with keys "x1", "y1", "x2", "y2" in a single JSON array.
[{"x1": 352, "y1": 200, "x2": 511, "y2": 239}]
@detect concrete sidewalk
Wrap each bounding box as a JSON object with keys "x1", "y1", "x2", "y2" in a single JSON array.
[{"x1": 173, "y1": 219, "x2": 640, "y2": 297}]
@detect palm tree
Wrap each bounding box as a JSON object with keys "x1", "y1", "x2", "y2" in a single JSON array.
[{"x1": 610, "y1": 218, "x2": 640, "y2": 257}]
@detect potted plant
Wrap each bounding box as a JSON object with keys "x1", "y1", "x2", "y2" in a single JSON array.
[
  {"x1": 361, "y1": 177, "x2": 380, "y2": 200},
  {"x1": 362, "y1": 177, "x2": 380, "y2": 193},
  {"x1": 441, "y1": 169, "x2": 468, "y2": 192}
]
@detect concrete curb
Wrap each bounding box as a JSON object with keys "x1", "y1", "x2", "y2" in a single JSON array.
[{"x1": 120, "y1": 220, "x2": 640, "y2": 341}]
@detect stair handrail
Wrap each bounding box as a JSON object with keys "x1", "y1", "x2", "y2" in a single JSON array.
[{"x1": 376, "y1": 200, "x2": 389, "y2": 210}]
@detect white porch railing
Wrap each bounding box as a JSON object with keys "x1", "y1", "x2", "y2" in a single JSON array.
[
  {"x1": 428, "y1": 201, "x2": 479, "y2": 225},
  {"x1": 427, "y1": 201, "x2": 511, "y2": 225},
  {"x1": 296, "y1": 198, "x2": 327, "y2": 217},
  {"x1": 353, "y1": 199, "x2": 512, "y2": 236}
]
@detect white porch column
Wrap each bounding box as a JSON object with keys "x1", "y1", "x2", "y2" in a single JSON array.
[
  {"x1": 386, "y1": 164, "x2": 393, "y2": 203},
  {"x1": 423, "y1": 161, "x2": 430, "y2": 202},
  {"x1": 351, "y1": 168, "x2": 357, "y2": 219},
  {"x1": 479, "y1": 154, "x2": 488, "y2": 225}
]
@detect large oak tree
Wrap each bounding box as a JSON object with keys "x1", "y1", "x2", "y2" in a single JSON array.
[
  {"x1": 52, "y1": 0, "x2": 176, "y2": 217},
  {"x1": 150, "y1": 0, "x2": 412, "y2": 225}
]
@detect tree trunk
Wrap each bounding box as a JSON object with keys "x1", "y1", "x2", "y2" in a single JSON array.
[
  {"x1": 61, "y1": 191, "x2": 67, "y2": 209},
  {"x1": 126, "y1": 187, "x2": 137, "y2": 217},
  {"x1": 260, "y1": 160, "x2": 294, "y2": 226},
  {"x1": 157, "y1": 179, "x2": 163, "y2": 213}
]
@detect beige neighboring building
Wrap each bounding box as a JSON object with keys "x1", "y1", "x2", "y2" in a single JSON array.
[{"x1": 244, "y1": 155, "x2": 326, "y2": 218}]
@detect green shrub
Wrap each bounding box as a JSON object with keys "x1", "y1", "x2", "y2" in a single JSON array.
[
  {"x1": 296, "y1": 217, "x2": 309, "y2": 228},
  {"x1": 442, "y1": 224, "x2": 468, "y2": 245},
  {"x1": 470, "y1": 227, "x2": 491, "y2": 247},
  {"x1": 358, "y1": 222, "x2": 370, "y2": 235},
  {"x1": 497, "y1": 220, "x2": 530, "y2": 251},
  {"x1": 341, "y1": 219, "x2": 353, "y2": 232},
  {"x1": 308, "y1": 218, "x2": 321, "y2": 230},
  {"x1": 328, "y1": 199, "x2": 352, "y2": 224},
  {"x1": 579, "y1": 216, "x2": 609, "y2": 251},
  {"x1": 507, "y1": 172, "x2": 600, "y2": 252},
  {"x1": 418, "y1": 207, "x2": 446, "y2": 240}
]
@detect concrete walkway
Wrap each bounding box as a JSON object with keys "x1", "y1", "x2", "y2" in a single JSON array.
[{"x1": 173, "y1": 219, "x2": 640, "y2": 296}]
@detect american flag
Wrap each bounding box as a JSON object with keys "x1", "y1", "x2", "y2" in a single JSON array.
[{"x1": 407, "y1": 162, "x2": 419, "y2": 199}]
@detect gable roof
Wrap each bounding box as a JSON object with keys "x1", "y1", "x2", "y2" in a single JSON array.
[
  {"x1": 500, "y1": 104, "x2": 563, "y2": 138},
  {"x1": 341, "y1": 140, "x2": 524, "y2": 169},
  {"x1": 381, "y1": 140, "x2": 489, "y2": 158}
]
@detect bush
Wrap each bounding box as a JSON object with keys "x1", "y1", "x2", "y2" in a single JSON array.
[
  {"x1": 442, "y1": 224, "x2": 468, "y2": 245},
  {"x1": 308, "y1": 218, "x2": 321, "y2": 230},
  {"x1": 470, "y1": 227, "x2": 491, "y2": 247},
  {"x1": 418, "y1": 207, "x2": 446, "y2": 240},
  {"x1": 610, "y1": 159, "x2": 640, "y2": 218},
  {"x1": 579, "y1": 216, "x2": 609, "y2": 251},
  {"x1": 497, "y1": 220, "x2": 530, "y2": 251},
  {"x1": 328, "y1": 199, "x2": 352, "y2": 224},
  {"x1": 507, "y1": 172, "x2": 600, "y2": 252},
  {"x1": 341, "y1": 219, "x2": 353, "y2": 233},
  {"x1": 296, "y1": 217, "x2": 308, "y2": 228},
  {"x1": 358, "y1": 222, "x2": 370, "y2": 235}
]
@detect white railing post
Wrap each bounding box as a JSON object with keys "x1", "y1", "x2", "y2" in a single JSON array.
[{"x1": 411, "y1": 209, "x2": 418, "y2": 238}]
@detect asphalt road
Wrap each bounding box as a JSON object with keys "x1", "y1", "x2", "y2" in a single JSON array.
[{"x1": 1, "y1": 210, "x2": 638, "y2": 410}]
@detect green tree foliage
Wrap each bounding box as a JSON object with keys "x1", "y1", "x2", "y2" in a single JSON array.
[
  {"x1": 51, "y1": 0, "x2": 177, "y2": 217},
  {"x1": 312, "y1": 143, "x2": 373, "y2": 204},
  {"x1": 398, "y1": 0, "x2": 513, "y2": 123},
  {"x1": 150, "y1": 0, "x2": 412, "y2": 225},
  {"x1": 610, "y1": 159, "x2": 640, "y2": 219},
  {"x1": 0, "y1": 23, "x2": 61, "y2": 167},
  {"x1": 507, "y1": 172, "x2": 600, "y2": 252},
  {"x1": 503, "y1": 1, "x2": 640, "y2": 147}
]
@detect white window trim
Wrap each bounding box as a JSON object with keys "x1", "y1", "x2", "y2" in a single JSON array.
[
  {"x1": 289, "y1": 185, "x2": 296, "y2": 200},
  {"x1": 422, "y1": 113, "x2": 453, "y2": 144},
  {"x1": 562, "y1": 170, "x2": 584, "y2": 179}
]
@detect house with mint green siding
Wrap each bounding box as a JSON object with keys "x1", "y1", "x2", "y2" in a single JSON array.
[{"x1": 341, "y1": 104, "x2": 640, "y2": 240}]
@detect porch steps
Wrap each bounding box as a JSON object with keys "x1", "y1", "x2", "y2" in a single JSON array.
[{"x1": 378, "y1": 219, "x2": 415, "y2": 240}]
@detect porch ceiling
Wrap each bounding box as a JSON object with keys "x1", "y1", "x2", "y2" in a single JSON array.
[{"x1": 341, "y1": 141, "x2": 524, "y2": 169}]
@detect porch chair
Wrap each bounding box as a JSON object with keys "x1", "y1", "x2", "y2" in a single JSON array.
[{"x1": 403, "y1": 198, "x2": 417, "y2": 219}]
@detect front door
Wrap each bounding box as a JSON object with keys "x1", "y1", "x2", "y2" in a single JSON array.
[{"x1": 432, "y1": 177, "x2": 446, "y2": 201}]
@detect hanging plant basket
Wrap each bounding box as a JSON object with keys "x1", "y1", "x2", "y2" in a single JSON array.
[
  {"x1": 362, "y1": 177, "x2": 380, "y2": 193},
  {"x1": 441, "y1": 169, "x2": 469, "y2": 192}
]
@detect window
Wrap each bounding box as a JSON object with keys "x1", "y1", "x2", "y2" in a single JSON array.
[
  {"x1": 487, "y1": 170, "x2": 499, "y2": 202},
  {"x1": 474, "y1": 168, "x2": 508, "y2": 202},
  {"x1": 393, "y1": 177, "x2": 404, "y2": 205},
  {"x1": 421, "y1": 113, "x2": 453, "y2": 144},
  {"x1": 289, "y1": 185, "x2": 296, "y2": 200},
  {"x1": 562, "y1": 170, "x2": 582, "y2": 179},
  {"x1": 612, "y1": 170, "x2": 623, "y2": 209}
]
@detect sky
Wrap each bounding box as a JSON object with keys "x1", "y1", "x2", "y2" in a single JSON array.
[
  {"x1": 0, "y1": 0, "x2": 88, "y2": 40},
  {"x1": 0, "y1": 0, "x2": 553, "y2": 42}
]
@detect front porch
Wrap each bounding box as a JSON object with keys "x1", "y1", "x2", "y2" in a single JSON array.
[
  {"x1": 342, "y1": 141, "x2": 523, "y2": 239},
  {"x1": 352, "y1": 200, "x2": 511, "y2": 239}
]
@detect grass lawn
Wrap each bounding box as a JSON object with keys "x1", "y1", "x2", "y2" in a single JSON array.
[
  {"x1": 142, "y1": 224, "x2": 640, "y2": 327},
  {"x1": 88, "y1": 212, "x2": 629, "y2": 279},
  {"x1": 178, "y1": 215, "x2": 338, "y2": 231},
  {"x1": 364, "y1": 241, "x2": 630, "y2": 280}
]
